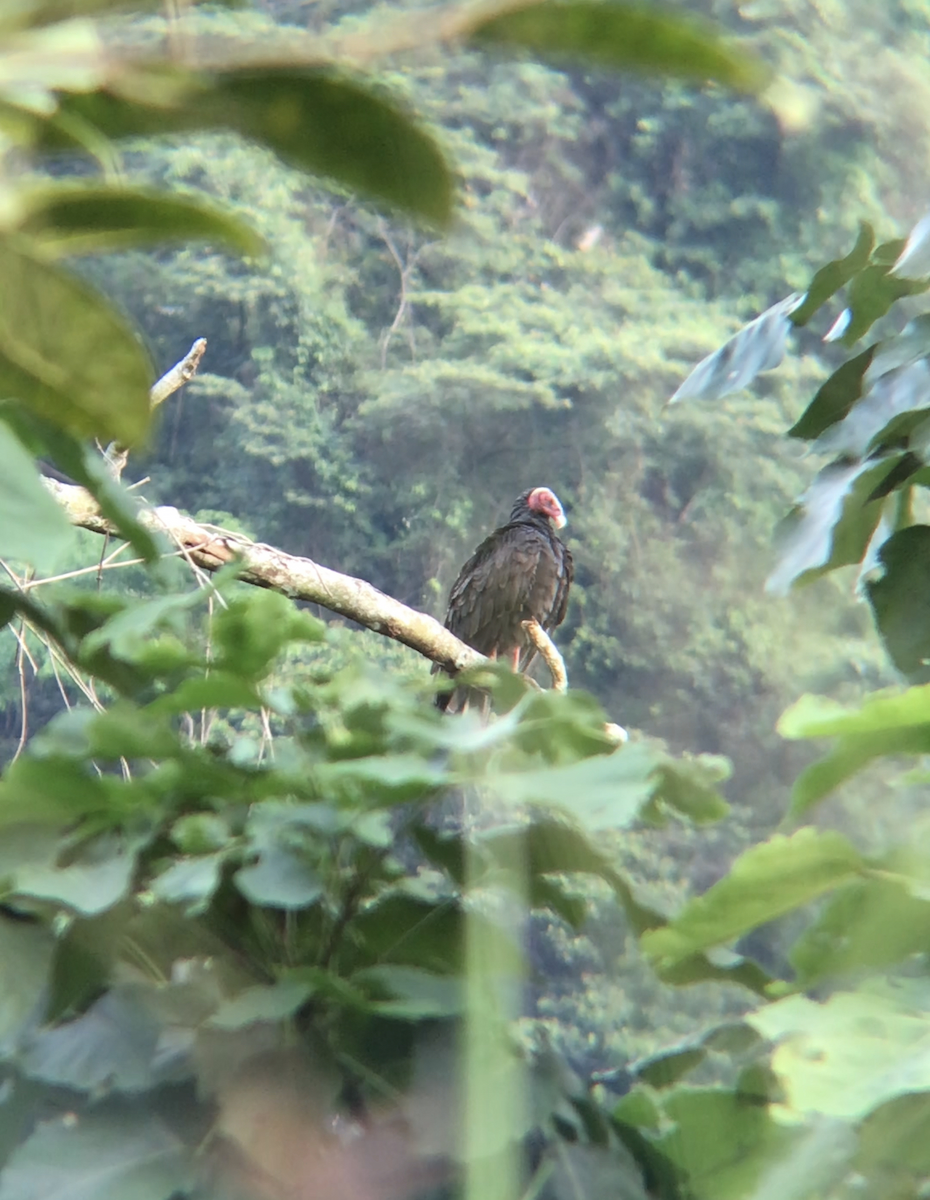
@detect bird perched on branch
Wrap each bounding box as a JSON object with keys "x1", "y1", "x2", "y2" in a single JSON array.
[{"x1": 434, "y1": 486, "x2": 573, "y2": 714}]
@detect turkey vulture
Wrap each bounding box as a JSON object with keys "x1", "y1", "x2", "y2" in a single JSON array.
[{"x1": 434, "y1": 486, "x2": 573, "y2": 713}]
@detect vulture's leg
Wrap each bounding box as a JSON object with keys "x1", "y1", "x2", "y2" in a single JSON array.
[{"x1": 509, "y1": 647, "x2": 521, "y2": 673}]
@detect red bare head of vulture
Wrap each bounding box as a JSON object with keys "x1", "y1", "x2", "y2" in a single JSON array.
[{"x1": 434, "y1": 486, "x2": 573, "y2": 712}]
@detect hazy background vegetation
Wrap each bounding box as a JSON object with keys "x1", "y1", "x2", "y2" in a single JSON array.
[{"x1": 10, "y1": 0, "x2": 930, "y2": 1079}]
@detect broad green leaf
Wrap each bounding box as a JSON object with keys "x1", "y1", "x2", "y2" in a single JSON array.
[
  {"x1": 234, "y1": 844, "x2": 322, "y2": 910},
  {"x1": 469, "y1": 3, "x2": 766, "y2": 93},
  {"x1": 669, "y1": 295, "x2": 800, "y2": 405},
  {"x1": 841, "y1": 262, "x2": 930, "y2": 345},
  {"x1": 170, "y1": 812, "x2": 230, "y2": 854},
  {"x1": 345, "y1": 892, "x2": 469, "y2": 973},
  {"x1": 858, "y1": 1092, "x2": 930, "y2": 1175},
  {"x1": 13, "y1": 831, "x2": 138, "y2": 915},
  {"x1": 80, "y1": 590, "x2": 204, "y2": 664},
  {"x1": 146, "y1": 673, "x2": 262, "y2": 716},
  {"x1": 0, "y1": 914, "x2": 54, "y2": 1049},
  {"x1": 19, "y1": 987, "x2": 164, "y2": 1092},
  {"x1": 780, "y1": 686, "x2": 930, "y2": 739},
  {"x1": 0, "y1": 1109, "x2": 189, "y2": 1200},
  {"x1": 749, "y1": 982, "x2": 930, "y2": 1121},
  {"x1": 788, "y1": 725, "x2": 930, "y2": 815},
  {"x1": 647, "y1": 753, "x2": 730, "y2": 824},
  {"x1": 789, "y1": 877, "x2": 930, "y2": 986},
  {"x1": 44, "y1": 70, "x2": 454, "y2": 228},
  {"x1": 0, "y1": 418, "x2": 73, "y2": 569},
  {"x1": 788, "y1": 346, "x2": 875, "y2": 440},
  {"x1": 789, "y1": 222, "x2": 874, "y2": 327},
  {"x1": 656, "y1": 948, "x2": 773, "y2": 995},
  {"x1": 14, "y1": 185, "x2": 265, "y2": 258},
  {"x1": 356, "y1": 965, "x2": 463, "y2": 1019},
  {"x1": 651, "y1": 1087, "x2": 801, "y2": 1200},
  {"x1": 814, "y1": 360, "x2": 930, "y2": 458},
  {"x1": 207, "y1": 980, "x2": 313, "y2": 1030},
  {"x1": 866, "y1": 313, "x2": 930, "y2": 381},
  {"x1": 0, "y1": 238, "x2": 152, "y2": 445},
  {"x1": 765, "y1": 457, "x2": 893, "y2": 595},
  {"x1": 641, "y1": 829, "x2": 864, "y2": 968},
  {"x1": 0, "y1": 754, "x2": 114, "y2": 825},
  {"x1": 867, "y1": 525, "x2": 930, "y2": 679},
  {"x1": 150, "y1": 852, "x2": 225, "y2": 912},
  {"x1": 486, "y1": 741, "x2": 659, "y2": 828},
  {"x1": 1, "y1": 0, "x2": 163, "y2": 29},
  {"x1": 213, "y1": 592, "x2": 324, "y2": 681}
]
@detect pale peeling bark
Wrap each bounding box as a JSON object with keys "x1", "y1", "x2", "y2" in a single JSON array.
[{"x1": 45, "y1": 479, "x2": 484, "y2": 674}]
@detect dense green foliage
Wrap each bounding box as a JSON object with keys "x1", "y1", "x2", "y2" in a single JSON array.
[{"x1": 5, "y1": 0, "x2": 930, "y2": 1198}]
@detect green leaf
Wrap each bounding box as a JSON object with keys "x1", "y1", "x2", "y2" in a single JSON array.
[
  {"x1": 842, "y1": 262, "x2": 930, "y2": 346},
  {"x1": 19, "y1": 988, "x2": 165, "y2": 1092},
  {"x1": 0, "y1": 1110, "x2": 189, "y2": 1200},
  {"x1": 213, "y1": 591, "x2": 324, "y2": 681},
  {"x1": 207, "y1": 980, "x2": 313, "y2": 1030},
  {"x1": 0, "y1": 419, "x2": 74, "y2": 569},
  {"x1": 486, "y1": 742, "x2": 660, "y2": 828},
  {"x1": 469, "y1": 3, "x2": 766, "y2": 93},
  {"x1": 0, "y1": 237, "x2": 152, "y2": 445},
  {"x1": 779, "y1": 686, "x2": 930, "y2": 739},
  {"x1": 668, "y1": 295, "x2": 800, "y2": 405},
  {"x1": 45, "y1": 70, "x2": 454, "y2": 228},
  {"x1": 0, "y1": 755, "x2": 114, "y2": 826},
  {"x1": 788, "y1": 726, "x2": 930, "y2": 815},
  {"x1": 749, "y1": 982, "x2": 930, "y2": 1121},
  {"x1": 12, "y1": 830, "x2": 138, "y2": 916},
  {"x1": 356, "y1": 965, "x2": 463, "y2": 1019},
  {"x1": 641, "y1": 829, "x2": 864, "y2": 968},
  {"x1": 766, "y1": 457, "x2": 894, "y2": 595},
  {"x1": 0, "y1": 913, "x2": 54, "y2": 1048},
  {"x1": 345, "y1": 892, "x2": 468, "y2": 973},
  {"x1": 15, "y1": 185, "x2": 265, "y2": 258},
  {"x1": 789, "y1": 877, "x2": 930, "y2": 986},
  {"x1": 234, "y1": 843, "x2": 322, "y2": 910},
  {"x1": 146, "y1": 672, "x2": 262, "y2": 716},
  {"x1": 150, "y1": 852, "x2": 225, "y2": 912},
  {"x1": 858, "y1": 1092, "x2": 930, "y2": 1175},
  {"x1": 789, "y1": 222, "x2": 875, "y2": 327},
  {"x1": 867, "y1": 525, "x2": 930, "y2": 679},
  {"x1": 788, "y1": 346, "x2": 876, "y2": 440},
  {"x1": 651, "y1": 1086, "x2": 801, "y2": 1200},
  {"x1": 648, "y1": 754, "x2": 730, "y2": 824}
]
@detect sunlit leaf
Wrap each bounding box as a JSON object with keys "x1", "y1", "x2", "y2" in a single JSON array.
[
  {"x1": 841, "y1": 262, "x2": 930, "y2": 346},
  {"x1": 865, "y1": 313, "x2": 930, "y2": 383},
  {"x1": 669, "y1": 295, "x2": 800, "y2": 405},
  {"x1": 789, "y1": 877, "x2": 930, "y2": 986},
  {"x1": 641, "y1": 829, "x2": 864, "y2": 968},
  {"x1": 891, "y1": 211, "x2": 930, "y2": 279},
  {"x1": 469, "y1": 3, "x2": 767, "y2": 92},
  {"x1": 788, "y1": 725, "x2": 930, "y2": 815},
  {"x1": 0, "y1": 19, "x2": 108, "y2": 111},
  {"x1": 0, "y1": 418, "x2": 73, "y2": 569},
  {"x1": 0, "y1": 1110, "x2": 189, "y2": 1200},
  {"x1": 650, "y1": 1087, "x2": 802, "y2": 1200},
  {"x1": 749, "y1": 982, "x2": 930, "y2": 1121},
  {"x1": 780, "y1": 686, "x2": 930, "y2": 740},
  {"x1": 14, "y1": 185, "x2": 265, "y2": 258},
  {"x1": 789, "y1": 222, "x2": 874, "y2": 327},
  {"x1": 0, "y1": 238, "x2": 152, "y2": 445}
]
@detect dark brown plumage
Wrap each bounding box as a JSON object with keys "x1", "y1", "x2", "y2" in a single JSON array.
[{"x1": 434, "y1": 486, "x2": 573, "y2": 713}]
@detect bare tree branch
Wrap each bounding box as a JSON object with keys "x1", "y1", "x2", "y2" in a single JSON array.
[
  {"x1": 521, "y1": 618, "x2": 567, "y2": 692},
  {"x1": 44, "y1": 479, "x2": 486, "y2": 674}
]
